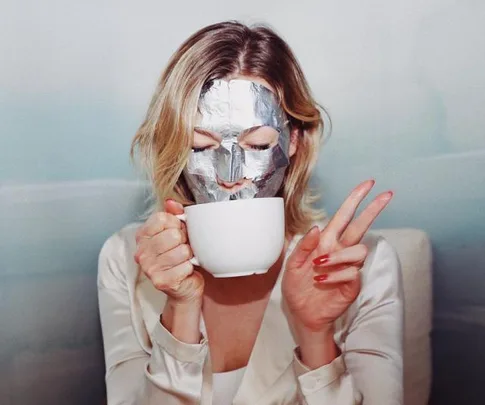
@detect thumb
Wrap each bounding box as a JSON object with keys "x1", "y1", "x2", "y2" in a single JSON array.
[
  {"x1": 164, "y1": 198, "x2": 185, "y2": 216},
  {"x1": 286, "y1": 226, "x2": 320, "y2": 270}
]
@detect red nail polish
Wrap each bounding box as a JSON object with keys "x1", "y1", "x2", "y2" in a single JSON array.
[
  {"x1": 314, "y1": 274, "x2": 328, "y2": 282},
  {"x1": 313, "y1": 254, "x2": 330, "y2": 266}
]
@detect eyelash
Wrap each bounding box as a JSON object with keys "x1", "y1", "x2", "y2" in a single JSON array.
[
  {"x1": 192, "y1": 144, "x2": 271, "y2": 153},
  {"x1": 250, "y1": 144, "x2": 271, "y2": 151},
  {"x1": 192, "y1": 147, "x2": 209, "y2": 153}
]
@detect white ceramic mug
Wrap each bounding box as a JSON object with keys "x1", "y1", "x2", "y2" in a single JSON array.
[{"x1": 176, "y1": 197, "x2": 285, "y2": 278}]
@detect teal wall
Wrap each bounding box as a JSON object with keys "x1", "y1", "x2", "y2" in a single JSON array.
[{"x1": 1, "y1": 1, "x2": 484, "y2": 404}]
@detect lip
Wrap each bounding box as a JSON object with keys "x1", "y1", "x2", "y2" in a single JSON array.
[{"x1": 217, "y1": 178, "x2": 252, "y2": 194}]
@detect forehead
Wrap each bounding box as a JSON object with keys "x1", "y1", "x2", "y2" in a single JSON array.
[{"x1": 197, "y1": 79, "x2": 284, "y2": 132}]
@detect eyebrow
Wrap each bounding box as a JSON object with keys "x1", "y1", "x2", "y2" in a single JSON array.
[
  {"x1": 239, "y1": 126, "x2": 281, "y2": 139},
  {"x1": 240, "y1": 125, "x2": 263, "y2": 135},
  {"x1": 238, "y1": 126, "x2": 268, "y2": 140},
  {"x1": 195, "y1": 125, "x2": 279, "y2": 140},
  {"x1": 194, "y1": 127, "x2": 221, "y2": 141}
]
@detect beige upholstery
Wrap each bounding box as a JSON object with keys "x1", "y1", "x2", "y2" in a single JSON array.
[{"x1": 372, "y1": 228, "x2": 433, "y2": 405}]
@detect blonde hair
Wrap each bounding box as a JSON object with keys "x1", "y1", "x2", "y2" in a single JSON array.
[{"x1": 131, "y1": 21, "x2": 328, "y2": 236}]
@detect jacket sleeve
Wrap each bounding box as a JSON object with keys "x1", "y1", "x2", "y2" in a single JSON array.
[
  {"x1": 292, "y1": 236, "x2": 404, "y2": 405},
  {"x1": 97, "y1": 233, "x2": 209, "y2": 405}
]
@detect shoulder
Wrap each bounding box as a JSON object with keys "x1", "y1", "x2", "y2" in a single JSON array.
[
  {"x1": 360, "y1": 232, "x2": 402, "y2": 280},
  {"x1": 358, "y1": 232, "x2": 404, "y2": 306},
  {"x1": 97, "y1": 222, "x2": 143, "y2": 289}
]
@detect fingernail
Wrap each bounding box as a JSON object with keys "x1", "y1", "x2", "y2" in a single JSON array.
[
  {"x1": 380, "y1": 191, "x2": 394, "y2": 201},
  {"x1": 314, "y1": 274, "x2": 328, "y2": 282},
  {"x1": 313, "y1": 254, "x2": 330, "y2": 266}
]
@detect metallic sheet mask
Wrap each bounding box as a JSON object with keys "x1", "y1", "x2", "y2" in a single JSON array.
[{"x1": 183, "y1": 79, "x2": 291, "y2": 203}]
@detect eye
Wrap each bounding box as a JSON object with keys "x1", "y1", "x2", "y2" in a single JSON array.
[
  {"x1": 239, "y1": 126, "x2": 278, "y2": 151},
  {"x1": 249, "y1": 144, "x2": 271, "y2": 151},
  {"x1": 192, "y1": 128, "x2": 220, "y2": 153},
  {"x1": 192, "y1": 146, "x2": 210, "y2": 153}
]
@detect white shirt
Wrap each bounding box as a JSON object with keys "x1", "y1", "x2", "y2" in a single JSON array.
[
  {"x1": 212, "y1": 367, "x2": 247, "y2": 405},
  {"x1": 97, "y1": 222, "x2": 404, "y2": 405}
]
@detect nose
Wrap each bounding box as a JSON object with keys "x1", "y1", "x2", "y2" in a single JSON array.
[{"x1": 216, "y1": 142, "x2": 244, "y2": 183}]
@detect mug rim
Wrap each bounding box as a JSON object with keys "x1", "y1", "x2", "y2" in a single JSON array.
[{"x1": 184, "y1": 196, "x2": 284, "y2": 212}]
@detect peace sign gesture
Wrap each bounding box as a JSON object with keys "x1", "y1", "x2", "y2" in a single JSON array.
[{"x1": 282, "y1": 180, "x2": 393, "y2": 335}]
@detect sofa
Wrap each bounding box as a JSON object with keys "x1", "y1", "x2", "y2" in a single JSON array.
[{"x1": 0, "y1": 180, "x2": 432, "y2": 405}]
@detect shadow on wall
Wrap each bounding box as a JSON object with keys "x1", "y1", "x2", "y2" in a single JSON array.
[
  {"x1": 314, "y1": 148, "x2": 485, "y2": 405},
  {"x1": 0, "y1": 180, "x2": 150, "y2": 405}
]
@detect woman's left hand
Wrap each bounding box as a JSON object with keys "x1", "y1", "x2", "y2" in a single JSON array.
[{"x1": 282, "y1": 180, "x2": 393, "y2": 342}]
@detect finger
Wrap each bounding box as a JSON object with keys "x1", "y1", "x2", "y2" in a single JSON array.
[
  {"x1": 340, "y1": 191, "x2": 393, "y2": 246},
  {"x1": 150, "y1": 260, "x2": 194, "y2": 292},
  {"x1": 313, "y1": 266, "x2": 360, "y2": 284},
  {"x1": 323, "y1": 180, "x2": 375, "y2": 241},
  {"x1": 136, "y1": 211, "x2": 182, "y2": 242},
  {"x1": 135, "y1": 228, "x2": 187, "y2": 264},
  {"x1": 313, "y1": 244, "x2": 368, "y2": 267},
  {"x1": 164, "y1": 199, "x2": 185, "y2": 216},
  {"x1": 286, "y1": 226, "x2": 321, "y2": 269},
  {"x1": 156, "y1": 244, "x2": 193, "y2": 270},
  {"x1": 164, "y1": 198, "x2": 188, "y2": 236},
  {"x1": 142, "y1": 244, "x2": 192, "y2": 277}
]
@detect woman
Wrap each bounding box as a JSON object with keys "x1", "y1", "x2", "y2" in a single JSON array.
[{"x1": 98, "y1": 21, "x2": 403, "y2": 405}]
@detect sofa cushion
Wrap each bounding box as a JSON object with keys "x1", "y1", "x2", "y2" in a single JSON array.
[{"x1": 372, "y1": 228, "x2": 432, "y2": 405}]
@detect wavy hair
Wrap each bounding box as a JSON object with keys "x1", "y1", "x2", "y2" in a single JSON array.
[{"x1": 131, "y1": 21, "x2": 328, "y2": 236}]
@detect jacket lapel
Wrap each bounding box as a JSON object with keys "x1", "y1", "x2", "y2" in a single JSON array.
[{"x1": 233, "y1": 237, "x2": 300, "y2": 405}]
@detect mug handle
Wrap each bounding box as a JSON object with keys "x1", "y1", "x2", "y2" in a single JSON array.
[{"x1": 175, "y1": 213, "x2": 200, "y2": 267}]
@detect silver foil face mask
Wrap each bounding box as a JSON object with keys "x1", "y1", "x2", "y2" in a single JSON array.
[{"x1": 183, "y1": 79, "x2": 291, "y2": 203}]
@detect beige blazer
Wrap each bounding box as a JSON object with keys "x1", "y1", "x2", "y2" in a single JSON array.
[{"x1": 98, "y1": 222, "x2": 404, "y2": 405}]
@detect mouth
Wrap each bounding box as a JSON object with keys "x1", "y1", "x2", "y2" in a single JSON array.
[{"x1": 217, "y1": 178, "x2": 252, "y2": 194}]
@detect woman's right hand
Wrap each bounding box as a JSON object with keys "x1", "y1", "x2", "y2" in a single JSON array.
[{"x1": 134, "y1": 199, "x2": 205, "y2": 304}]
